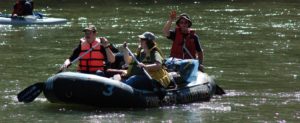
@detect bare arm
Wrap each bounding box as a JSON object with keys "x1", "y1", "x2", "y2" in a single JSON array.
[
  {"x1": 122, "y1": 42, "x2": 132, "y2": 65},
  {"x1": 101, "y1": 37, "x2": 115, "y2": 63},
  {"x1": 138, "y1": 51, "x2": 163, "y2": 71},
  {"x1": 123, "y1": 49, "x2": 132, "y2": 65},
  {"x1": 105, "y1": 47, "x2": 115, "y2": 63},
  {"x1": 163, "y1": 10, "x2": 177, "y2": 37},
  {"x1": 142, "y1": 62, "x2": 162, "y2": 71}
]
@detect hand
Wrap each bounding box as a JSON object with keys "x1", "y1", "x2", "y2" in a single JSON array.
[
  {"x1": 122, "y1": 41, "x2": 128, "y2": 48},
  {"x1": 169, "y1": 10, "x2": 177, "y2": 21},
  {"x1": 136, "y1": 44, "x2": 142, "y2": 53},
  {"x1": 100, "y1": 37, "x2": 109, "y2": 47},
  {"x1": 120, "y1": 70, "x2": 128, "y2": 77},
  {"x1": 137, "y1": 63, "x2": 146, "y2": 68},
  {"x1": 137, "y1": 44, "x2": 142, "y2": 50},
  {"x1": 60, "y1": 59, "x2": 71, "y2": 70}
]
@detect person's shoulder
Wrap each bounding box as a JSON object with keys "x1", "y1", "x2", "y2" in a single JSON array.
[
  {"x1": 153, "y1": 50, "x2": 163, "y2": 57},
  {"x1": 190, "y1": 31, "x2": 199, "y2": 39},
  {"x1": 167, "y1": 30, "x2": 176, "y2": 39}
]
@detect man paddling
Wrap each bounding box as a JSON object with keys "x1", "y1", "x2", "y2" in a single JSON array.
[{"x1": 60, "y1": 24, "x2": 115, "y2": 76}]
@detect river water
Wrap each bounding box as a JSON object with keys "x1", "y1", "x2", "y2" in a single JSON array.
[{"x1": 0, "y1": 0, "x2": 299, "y2": 122}]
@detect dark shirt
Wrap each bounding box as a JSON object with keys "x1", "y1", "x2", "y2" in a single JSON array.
[{"x1": 167, "y1": 30, "x2": 202, "y2": 52}]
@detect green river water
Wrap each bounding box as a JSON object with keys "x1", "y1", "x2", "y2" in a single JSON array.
[{"x1": 0, "y1": 0, "x2": 299, "y2": 122}]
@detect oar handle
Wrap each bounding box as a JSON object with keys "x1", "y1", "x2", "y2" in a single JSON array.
[{"x1": 125, "y1": 46, "x2": 153, "y2": 80}]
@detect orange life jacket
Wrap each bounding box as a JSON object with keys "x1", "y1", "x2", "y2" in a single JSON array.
[
  {"x1": 78, "y1": 38, "x2": 105, "y2": 73},
  {"x1": 170, "y1": 28, "x2": 196, "y2": 59}
]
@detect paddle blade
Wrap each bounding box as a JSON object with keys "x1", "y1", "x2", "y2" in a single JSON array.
[
  {"x1": 215, "y1": 84, "x2": 226, "y2": 95},
  {"x1": 17, "y1": 82, "x2": 45, "y2": 103}
]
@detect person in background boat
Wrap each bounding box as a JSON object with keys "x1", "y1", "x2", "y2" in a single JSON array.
[
  {"x1": 11, "y1": 0, "x2": 34, "y2": 17},
  {"x1": 162, "y1": 10, "x2": 204, "y2": 71},
  {"x1": 60, "y1": 25, "x2": 115, "y2": 76},
  {"x1": 122, "y1": 32, "x2": 171, "y2": 91}
]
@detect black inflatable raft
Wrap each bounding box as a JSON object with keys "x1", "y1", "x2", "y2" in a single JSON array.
[{"x1": 41, "y1": 72, "x2": 218, "y2": 108}]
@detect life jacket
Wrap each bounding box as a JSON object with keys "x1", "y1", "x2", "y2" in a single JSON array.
[
  {"x1": 127, "y1": 47, "x2": 171, "y2": 88},
  {"x1": 78, "y1": 38, "x2": 105, "y2": 73},
  {"x1": 170, "y1": 27, "x2": 197, "y2": 59}
]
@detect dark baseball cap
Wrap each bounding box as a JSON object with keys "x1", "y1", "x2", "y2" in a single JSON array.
[{"x1": 138, "y1": 32, "x2": 156, "y2": 41}]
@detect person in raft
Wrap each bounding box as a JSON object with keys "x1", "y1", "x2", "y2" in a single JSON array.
[
  {"x1": 162, "y1": 10, "x2": 204, "y2": 71},
  {"x1": 122, "y1": 32, "x2": 171, "y2": 91},
  {"x1": 60, "y1": 24, "x2": 115, "y2": 76}
]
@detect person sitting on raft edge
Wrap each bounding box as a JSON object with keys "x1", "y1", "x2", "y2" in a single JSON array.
[{"x1": 162, "y1": 10, "x2": 204, "y2": 72}]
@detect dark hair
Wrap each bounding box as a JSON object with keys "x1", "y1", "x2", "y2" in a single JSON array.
[{"x1": 145, "y1": 39, "x2": 155, "y2": 49}]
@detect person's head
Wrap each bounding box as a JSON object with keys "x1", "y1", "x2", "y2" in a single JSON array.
[
  {"x1": 176, "y1": 13, "x2": 192, "y2": 29},
  {"x1": 83, "y1": 24, "x2": 97, "y2": 43},
  {"x1": 138, "y1": 32, "x2": 156, "y2": 50}
]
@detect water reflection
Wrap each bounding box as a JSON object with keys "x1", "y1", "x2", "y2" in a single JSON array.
[{"x1": 1, "y1": 0, "x2": 300, "y2": 122}]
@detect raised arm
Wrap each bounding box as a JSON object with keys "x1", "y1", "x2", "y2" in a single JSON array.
[
  {"x1": 101, "y1": 37, "x2": 115, "y2": 63},
  {"x1": 163, "y1": 10, "x2": 177, "y2": 37}
]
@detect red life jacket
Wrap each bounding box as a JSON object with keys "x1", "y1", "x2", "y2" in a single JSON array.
[
  {"x1": 78, "y1": 38, "x2": 105, "y2": 73},
  {"x1": 170, "y1": 28, "x2": 196, "y2": 59}
]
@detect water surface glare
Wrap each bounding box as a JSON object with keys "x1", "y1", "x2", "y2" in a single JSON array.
[{"x1": 0, "y1": 0, "x2": 299, "y2": 122}]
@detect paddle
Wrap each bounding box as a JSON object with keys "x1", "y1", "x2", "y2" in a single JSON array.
[
  {"x1": 17, "y1": 82, "x2": 44, "y2": 103},
  {"x1": 57, "y1": 41, "x2": 101, "y2": 73},
  {"x1": 125, "y1": 46, "x2": 166, "y2": 99},
  {"x1": 17, "y1": 41, "x2": 101, "y2": 103},
  {"x1": 125, "y1": 47, "x2": 153, "y2": 80},
  {"x1": 215, "y1": 85, "x2": 226, "y2": 95}
]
